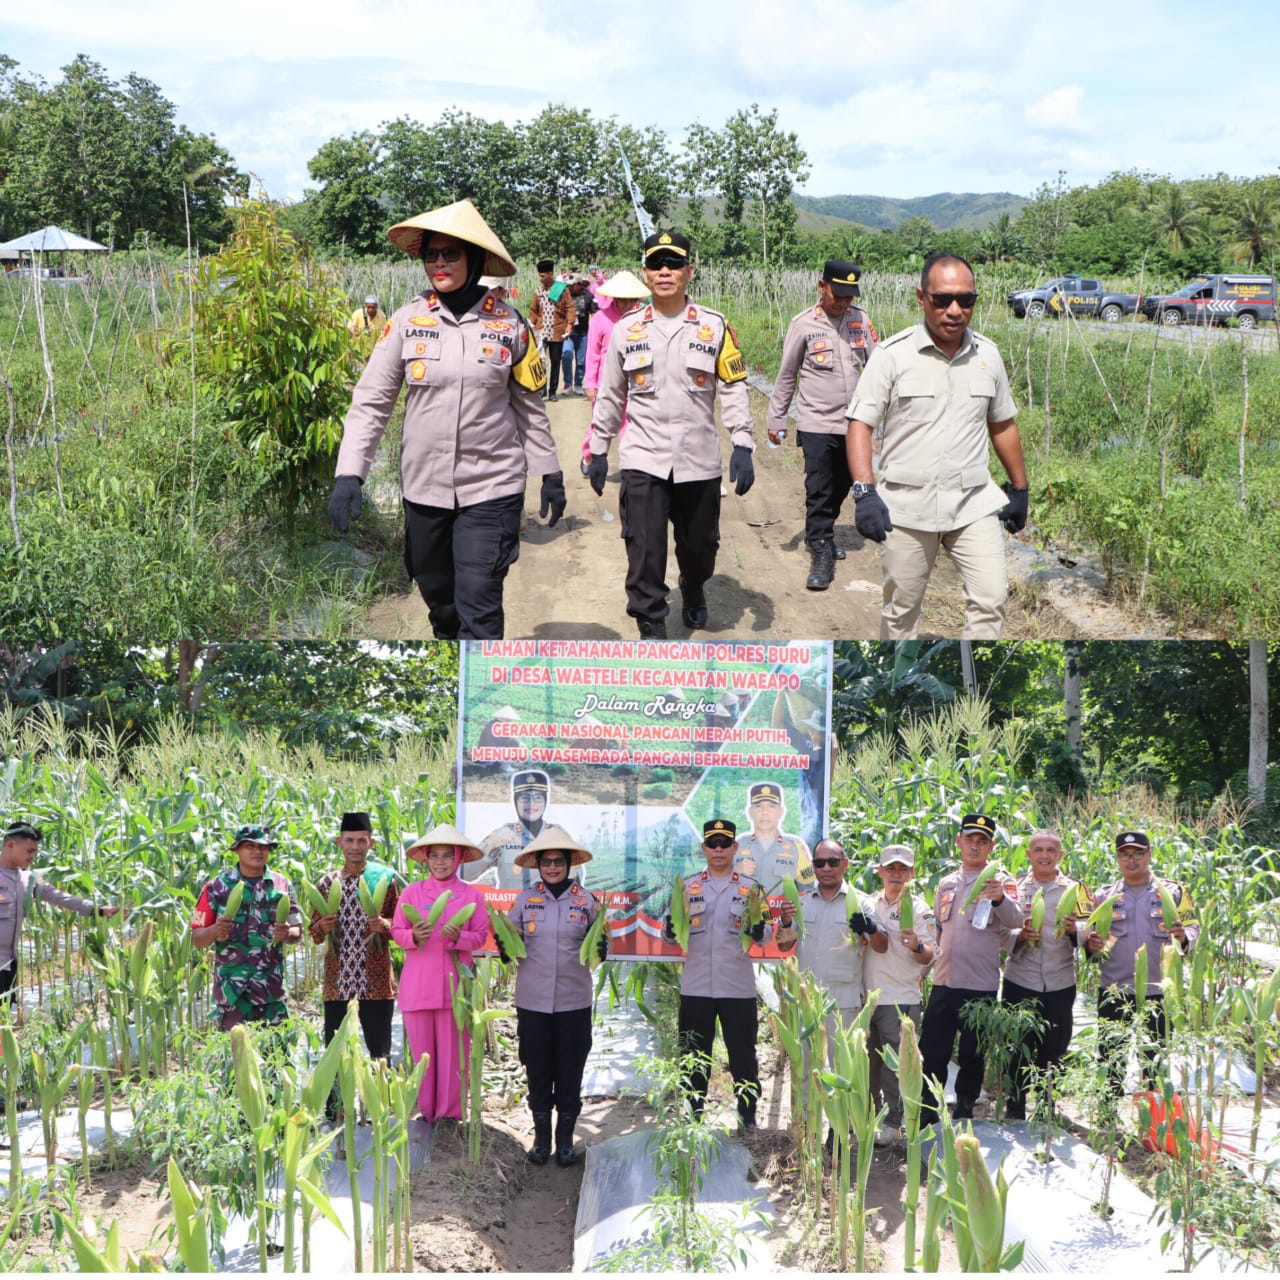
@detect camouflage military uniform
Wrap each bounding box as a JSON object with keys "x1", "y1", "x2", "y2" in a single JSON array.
[{"x1": 192, "y1": 869, "x2": 301, "y2": 1030}]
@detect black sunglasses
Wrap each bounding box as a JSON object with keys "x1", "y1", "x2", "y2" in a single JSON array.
[
  {"x1": 423, "y1": 245, "x2": 465, "y2": 264},
  {"x1": 812, "y1": 857, "x2": 843, "y2": 869},
  {"x1": 925, "y1": 291, "x2": 978, "y2": 309},
  {"x1": 704, "y1": 838, "x2": 734, "y2": 850},
  {"x1": 538, "y1": 857, "x2": 569, "y2": 867},
  {"x1": 647, "y1": 255, "x2": 687, "y2": 271}
]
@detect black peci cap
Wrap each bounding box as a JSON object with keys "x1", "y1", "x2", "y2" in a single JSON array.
[{"x1": 340, "y1": 812, "x2": 373, "y2": 833}]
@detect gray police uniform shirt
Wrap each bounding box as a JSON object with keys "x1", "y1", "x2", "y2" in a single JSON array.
[
  {"x1": 930, "y1": 864, "x2": 1022, "y2": 991},
  {"x1": 864, "y1": 888, "x2": 938, "y2": 1006},
  {"x1": 336, "y1": 288, "x2": 560, "y2": 507},
  {"x1": 733, "y1": 832, "x2": 814, "y2": 894},
  {"x1": 847, "y1": 323, "x2": 1017, "y2": 532},
  {"x1": 592, "y1": 300, "x2": 753, "y2": 481},
  {"x1": 678, "y1": 870, "x2": 773, "y2": 999},
  {"x1": 508, "y1": 879, "x2": 600, "y2": 1014},
  {"x1": 767, "y1": 302, "x2": 877, "y2": 437},
  {"x1": 0, "y1": 867, "x2": 96, "y2": 970},
  {"x1": 1095, "y1": 875, "x2": 1199, "y2": 996},
  {"x1": 796, "y1": 885, "x2": 869, "y2": 1011},
  {"x1": 1001, "y1": 870, "x2": 1081, "y2": 993}
]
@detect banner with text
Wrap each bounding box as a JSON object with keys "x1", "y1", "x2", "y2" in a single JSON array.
[{"x1": 457, "y1": 639, "x2": 833, "y2": 960}]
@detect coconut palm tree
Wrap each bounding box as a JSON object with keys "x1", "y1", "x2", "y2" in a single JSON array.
[
  {"x1": 1147, "y1": 186, "x2": 1205, "y2": 255},
  {"x1": 1227, "y1": 191, "x2": 1278, "y2": 268}
]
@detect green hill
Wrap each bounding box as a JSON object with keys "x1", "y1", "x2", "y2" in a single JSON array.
[{"x1": 793, "y1": 192, "x2": 1029, "y2": 231}]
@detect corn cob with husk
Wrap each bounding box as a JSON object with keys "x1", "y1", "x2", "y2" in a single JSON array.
[
  {"x1": 358, "y1": 875, "x2": 392, "y2": 948},
  {"x1": 1085, "y1": 893, "x2": 1120, "y2": 951},
  {"x1": 955, "y1": 1133, "x2": 1011, "y2": 1273},
  {"x1": 741, "y1": 884, "x2": 769, "y2": 952},
  {"x1": 1027, "y1": 888, "x2": 1045, "y2": 946},
  {"x1": 423, "y1": 891, "x2": 453, "y2": 930},
  {"x1": 669, "y1": 875, "x2": 691, "y2": 951},
  {"x1": 1052, "y1": 882, "x2": 1085, "y2": 938},
  {"x1": 898, "y1": 890, "x2": 914, "y2": 932},
  {"x1": 487, "y1": 904, "x2": 527, "y2": 960},
  {"x1": 448, "y1": 901, "x2": 477, "y2": 930},
  {"x1": 222, "y1": 880, "x2": 245, "y2": 921},
  {"x1": 1134, "y1": 943, "x2": 1149, "y2": 1014},
  {"x1": 781, "y1": 876, "x2": 804, "y2": 937},
  {"x1": 578, "y1": 908, "x2": 608, "y2": 971},
  {"x1": 962, "y1": 864, "x2": 1002, "y2": 912},
  {"x1": 326, "y1": 879, "x2": 342, "y2": 915},
  {"x1": 274, "y1": 894, "x2": 291, "y2": 925},
  {"x1": 302, "y1": 879, "x2": 338, "y2": 952},
  {"x1": 1157, "y1": 881, "x2": 1179, "y2": 930}
]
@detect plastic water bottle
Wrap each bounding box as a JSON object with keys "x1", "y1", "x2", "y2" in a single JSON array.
[{"x1": 971, "y1": 897, "x2": 992, "y2": 930}]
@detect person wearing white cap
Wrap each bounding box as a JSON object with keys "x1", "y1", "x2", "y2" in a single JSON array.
[
  {"x1": 503, "y1": 829, "x2": 605, "y2": 1167},
  {"x1": 862, "y1": 843, "x2": 936, "y2": 1144},
  {"x1": 580, "y1": 270, "x2": 648, "y2": 471},
  {"x1": 347, "y1": 295, "x2": 386, "y2": 347},
  {"x1": 329, "y1": 199, "x2": 566, "y2": 639}
]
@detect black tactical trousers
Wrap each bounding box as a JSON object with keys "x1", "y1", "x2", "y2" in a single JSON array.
[
  {"x1": 677, "y1": 995, "x2": 759, "y2": 1123},
  {"x1": 1098, "y1": 986, "x2": 1169, "y2": 1095},
  {"x1": 797, "y1": 429, "x2": 852, "y2": 547},
  {"x1": 517, "y1": 1006, "x2": 593, "y2": 1116},
  {"x1": 619, "y1": 470, "x2": 720, "y2": 622},
  {"x1": 546, "y1": 340, "x2": 565, "y2": 396},
  {"x1": 918, "y1": 985, "x2": 994, "y2": 1125},
  {"x1": 322, "y1": 998, "x2": 395, "y2": 1120},
  {"x1": 403, "y1": 492, "x2": 524, "y2": 639},
  {"x1": 1000, "y1": 980, "x2": 1076, "y2": 1113}
]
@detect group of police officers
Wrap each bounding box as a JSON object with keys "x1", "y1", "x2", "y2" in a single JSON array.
[{"x1": 327, "y1": 200, "x2": 1030, "y2": 642}]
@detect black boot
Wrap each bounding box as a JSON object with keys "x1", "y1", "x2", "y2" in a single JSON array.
[
  {"x1": 806, "y1": 540, "x2": 835, "y2": 591},
  {"x1": 528, "y1": 1111, "x2": 552, "y2": 1165},
  {"x1": 679, "y1": 576, "x2": 708, "y2": 629},
  {"x1": 832, "y1": 542, "x2": 846, "y2": 561},
  {"x1": 554, "y1": 1110, "x2": 579, "y2": 1166},
  {"x1": 637, "y1": 617, "x2": 668, "y2": 639}
]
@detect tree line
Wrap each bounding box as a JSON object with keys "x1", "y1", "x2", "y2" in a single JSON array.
[{"x1": 2, "y1": 53, "x2": 1277, "y2": 283}]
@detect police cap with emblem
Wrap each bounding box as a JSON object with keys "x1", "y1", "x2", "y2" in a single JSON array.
[
  {"x1": 823, "y1": 260, "x2": 862, "y2": 297},
  {"x1": 748, "y1": 783, "x2": 783, "y2": 805},
  {"x1": 643, "y1": 230, "x2": 692, "y2": 264},
  {"x1": 703, "y1": 818, "x2": 737, "y2": 842},
  {"x1": 959, "y1": 814, "x2": 997, "y2": 837},
  {"x1": 1115, "y1": 830, "x2": 1150, "y2": 851},
  {"x1": 513, "y1": 770, "x2": 550, "y2": 795},
  {"x1": 514, "y1": 826, "x2": 594, "y2": 869}
]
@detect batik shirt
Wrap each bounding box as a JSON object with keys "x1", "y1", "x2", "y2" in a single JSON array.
[{"x1": 309, "y1": 864, "x2": 400, "y2": 1001}]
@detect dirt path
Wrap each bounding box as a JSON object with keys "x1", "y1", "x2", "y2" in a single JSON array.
[{"x1": 367, "y1": 388, "x2": 1164, "y2": 641}]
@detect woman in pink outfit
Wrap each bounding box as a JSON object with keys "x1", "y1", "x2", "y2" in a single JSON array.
[
  {"x1": 391, "y1": 823, "x2": 489, "y2": 1122},
  {"x1": 581, "y1": 270, "x2": 650, "y2": 468}
]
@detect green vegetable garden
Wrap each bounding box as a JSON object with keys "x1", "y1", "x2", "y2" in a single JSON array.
[{"x1": 0, "y1": 649, "x2": 1276, "y2": 1271}]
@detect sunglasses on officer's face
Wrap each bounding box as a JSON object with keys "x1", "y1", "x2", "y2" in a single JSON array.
[
  {"x1": 812, "y1": 857, "x2": 843, "y2": 869},
  {"x1": 647, "y1": 256, "x2": 687, "y2": 272},
  {"x1": 538, "y1": 857, "x2": 569, "y2": 868},
  {"x1": 423, "y1": 245, "x2": 465, "y2": 264},
  {"x1": 704, "y1": 838, "x2": 734, "y2": 851},
  {"x1": 925, "y1": 291, "x2": 978, "y2": 309}
]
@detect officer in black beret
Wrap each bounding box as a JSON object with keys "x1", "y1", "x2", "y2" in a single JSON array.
[{"x1": 767, "y1": 259, "x2": 879, "y2": 590}]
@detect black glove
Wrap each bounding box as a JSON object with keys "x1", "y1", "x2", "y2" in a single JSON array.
[
  {"x1": 495, "y1": 938, "x2": 510, "y2": 964},
  {"x1": 729, "y1": 446, "x2": 755, "y2": 496},
  {"x1": 854, "y1": 487, "x2": 893, "y2": 543},
  {"x1": 327, "y1": 475, "x2": 363, "y2": 534},
  {"x1": 586, "y1": 451, "x2": 609, "y2": 496},
  {"x1": 749, "y1": 920, "x2": 766, "y2": 943},
  {"x1": 663, "y1": 914, "x2": 675, "y2": 942},
  {"x1": 596, "y1": 930, "x2": 609, "y2": 962},
  {"x1": 998, "y1": 483, "x2": 1029, "y2": 534},
  {"x1": 848, "y1": 911, "x2": 879, "y2": 938},
  {"x1": 540, "y1": 471, "x2": 566, "y2": 526}
]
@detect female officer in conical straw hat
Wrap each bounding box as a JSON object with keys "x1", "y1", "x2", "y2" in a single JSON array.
[
  {"x1": 501, "y1": 828, "x2": 605, "y2": 1167},
  {"x1": 328, "y1": 199, "x2": 566, "y2": 640}
]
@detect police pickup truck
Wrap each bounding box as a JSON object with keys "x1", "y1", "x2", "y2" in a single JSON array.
[
  {"x1": 1007, "y1": 276, "x2": 1142, "y2": 321},
  {"x1": 1139, "y1": 275, "x2": 1275, "y2": 329}
]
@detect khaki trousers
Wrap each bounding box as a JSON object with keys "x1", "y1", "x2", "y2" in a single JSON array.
[{"x1": 879, "y1": 514, "x2": 1007, "y2": 638}]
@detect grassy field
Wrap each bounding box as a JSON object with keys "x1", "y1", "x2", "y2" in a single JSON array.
[{"x1": 2, "y1": 255, "x2": 1277, "y2": 638}]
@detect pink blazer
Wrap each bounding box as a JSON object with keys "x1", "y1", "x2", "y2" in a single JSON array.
[{"x1": 391, "y1": 874, "x2": 489, "y2": 1011}]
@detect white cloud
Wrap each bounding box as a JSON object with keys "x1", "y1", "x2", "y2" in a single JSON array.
[{"x1": 1024, "y1": 86, "x2": 1093, "y2": 137}]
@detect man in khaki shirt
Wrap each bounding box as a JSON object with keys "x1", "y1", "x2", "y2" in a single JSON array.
[
  {"x1": 590, "y1": 230, "x2": 755, "y2": 639},
  {"x1": 768, "y1": 260, "x2": 877, "y2": 590},
  {"x1": 846, "y1": 252, "x2": 1028, "y2": 639}
]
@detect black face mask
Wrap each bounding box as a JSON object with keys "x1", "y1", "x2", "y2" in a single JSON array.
[{"x1": 429, "y1": 243, "x2": 489, "y2": 316}]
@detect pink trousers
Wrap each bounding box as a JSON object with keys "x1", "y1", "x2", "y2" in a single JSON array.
[{"x1": 403, "y1": 1008, "x2": 471, "y2": 1122}]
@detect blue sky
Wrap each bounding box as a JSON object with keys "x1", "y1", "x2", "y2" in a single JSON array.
[{"x1": 7, "y1": 0, "x2": 1277, "y2": 205}]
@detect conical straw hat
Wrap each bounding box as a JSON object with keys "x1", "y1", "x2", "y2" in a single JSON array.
[
  {"x1": 388, "y1": 199, "x2": 517, "y2": 276},
  {"x1": 514, "y1": 826, "x2": 593, "y2": 869},
  {"x1": 598, "y1": 270, "x2": 648, "y2": 300},
  {"x1": 404, "y1": 822, "x2": 485, "y2": 863}
]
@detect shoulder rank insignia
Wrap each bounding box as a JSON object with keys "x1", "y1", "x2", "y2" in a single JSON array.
[{"x1": 686, "y1": 305, "x2": 699, "y2": 323}]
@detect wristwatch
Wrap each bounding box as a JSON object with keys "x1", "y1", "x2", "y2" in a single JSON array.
[{"x1": 851, "y1": 482, "x2": 876, "y2": 501}]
